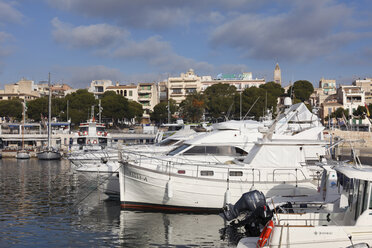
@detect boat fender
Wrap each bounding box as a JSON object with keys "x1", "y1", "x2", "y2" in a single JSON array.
[
  {"x1": 93, "y1": 140, "x2": 97, "y2": 144},
  {"x1": 166, "y1": 178, "x2": 173, "y2": 199},
  {"x1": 224, "y1": 189, "x2": 231, "y2": 205},
  {"x1": 257, "y1": 220, "x2": 274, "y2": 247}
]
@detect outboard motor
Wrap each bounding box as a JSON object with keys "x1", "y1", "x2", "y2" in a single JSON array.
[{"x1": 221, "y1": 190, "x2": 266, "y2": 221}]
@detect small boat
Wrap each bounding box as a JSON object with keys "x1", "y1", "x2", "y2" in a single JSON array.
[
  {"x1": 16, "y1": 150, "x2": 30, "y2": 159},
  {"x1": 37, "y1": 73, "x2": 61, "y2": 160}
]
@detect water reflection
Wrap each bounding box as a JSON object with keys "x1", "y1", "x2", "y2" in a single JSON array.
[{"x1": 0, "y1": 159, "x2": 233, "y2": 247}]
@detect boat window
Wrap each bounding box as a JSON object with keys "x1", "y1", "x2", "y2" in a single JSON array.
[
  {"x1": 200, "y1": 171, "x2": 214, "y2": 176},
  {"x1": 183, "y1": 146, "x2": 246, "y2": 156},
  {"x1": 369, "y1": 184, "x2": 372, "y2": 210},
  {"x1": 77, "y1": 137, "x2": 86, "y2": 145},
  {"x1": 80, "y1": 127, "x2": 88, "y2": 132},
  {"x1": 235, "y1": 147, "x2": 248, "y2": 156},
  {"x1": 157, "y1": 139, "x2": 179, "y2": 147},
  {"x1": 361, "y1": 181, "x2": 370, "y2": 212},
  {"x1": 230, "y1": 171, "x2": 243, "y2": 176},
  {"x1": 167, "y1": 144, "x2": 190, "y2": 156},
  {"x1": 96, "y1": 127, "x2": 105, "y2": 132},
  {"x1": 184, "y1": 146, "x2": 206, "y2": 155},
  {"x1": 98, "y1": 138, "x2": 107, "y2": 145}
]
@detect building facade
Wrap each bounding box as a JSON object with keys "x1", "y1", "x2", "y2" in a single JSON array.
[
  {"x1": 0, "y1": 78, "x2": 39, "y2": 101},
  {"x1": 137, "y1": 82, "x2": 159, "y2": 122},
  {"x1": 167, "y1": 69, "x2": 202, "y2": 104},
  {"x1": 353, "y1": 78, "x2": 372, "y2": 104},
  {"x1": 88, "y1": 80, "x2": 113, "y2": 99},
  {"x1": 106, "y1": 83, "x2": 138, "y2": 102}
]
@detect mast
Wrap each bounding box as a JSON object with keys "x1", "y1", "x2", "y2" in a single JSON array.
[
  {"x1": 99, "y1": 99, "x2": 102, "y2": 123},
  {"x1": 22, "y1": 98, "x2": 26, "y2": 150},
  {"x1": 48, "y1": 73, "x2": 52, "y2": 150}
]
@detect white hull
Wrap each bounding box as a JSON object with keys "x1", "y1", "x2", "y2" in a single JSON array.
[
  {"x1": 238, "y1": 226, "x2": 372, "y2": 248},
  {"x1": 119, "y1": 163, "x2": 318, "y2": 211},
  {"x1": 75, "y1": 161, "x2": 121, "y2": 198},
  {"x1": 37, "y1": 150, "x2": 61, "y2": 160},
  {"x1": 16, "y1": 151, "x2": 30, "y2": 159}
]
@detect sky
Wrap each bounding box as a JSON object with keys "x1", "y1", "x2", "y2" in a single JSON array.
[{"x1": 0, "y1": 0, "x2": 371, "y2": 88}]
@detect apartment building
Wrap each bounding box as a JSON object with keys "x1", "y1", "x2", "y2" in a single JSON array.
[
  {"x1": 353, "y1": 78, "x2": 372, "y2": 104},
  {"x1": 0, "y1": 78, "x2": 39, "y2": 101},
  {"x1": 88, "y1": 80, "x2": 113, "y2": 99},
  {"x1": 138, "y1": 82, "x2": 159, "y2": 122},
  {"x1": 106, "y1": 83, "x2": 138, "y2": 102},
  {"x1": 201, "y1": 72, "x2": 265, "y2": 92},
  {"x1": 167, "y1": 69, "x2": 202, "y2": 104}
]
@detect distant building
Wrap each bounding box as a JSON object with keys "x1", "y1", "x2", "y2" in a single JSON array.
[
  {"x1": 0, "y1": 78, "x2": 39, "y2": 101},
  {"x1": 274, "y1": 63, "x2": 281, "y2": 85},
  {"x1": 319, "y1": 78, "x2": 336, "y2": 95},
  {"x1": 201, "y1": 72, "x2": 265, "y2": 92},
  {"x1": 353, "y1": 78, "x2": 372, "y2": 104},
  {"x1": 167, "y1": 69, "x2": 202, "y2": 104},
  {"x1": 137, "y1": 82, "x2": 159, "y2": 122},
  {"x1": 337, "y1": 85, "x2": 365, "y2": 115},
  {"x1": 88, "y1": 80, "x2": 113, "y2": 99},
  {"x1": 106, "y1": 83, "x2": 138, "y2": 102}
]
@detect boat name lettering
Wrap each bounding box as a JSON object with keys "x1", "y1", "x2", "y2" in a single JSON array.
[
  {"x1": 314, "y1": 231, "x2": 333, "y2": 235},
  {"x1": 128, "y1": 171, "x2": 147, "y2": 182}
]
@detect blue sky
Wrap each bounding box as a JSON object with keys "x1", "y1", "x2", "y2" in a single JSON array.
[{"x1": 0, "y1": 0, "x2": 371, "y2": 88}]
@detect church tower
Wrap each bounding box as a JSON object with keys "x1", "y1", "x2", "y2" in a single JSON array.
[{"x1": 274, "y1": 63, "x2": 281, "y2": 85}]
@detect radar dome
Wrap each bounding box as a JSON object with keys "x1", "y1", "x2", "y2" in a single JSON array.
[{"x1": 284, "y1": 97, "x2": 292, "y2": 107}]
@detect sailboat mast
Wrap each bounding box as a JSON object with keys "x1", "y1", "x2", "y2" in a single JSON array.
[
  {"x1": 48, "y1": 73, "x2": 51, "y2": 150},
  {"x1": 22, "y1": 98, "x2": 25, "y2": 150}
]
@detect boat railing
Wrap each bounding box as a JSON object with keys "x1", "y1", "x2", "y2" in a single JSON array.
[{"x1": 121, "y1": 150, "x2": 312, "y2": 183}]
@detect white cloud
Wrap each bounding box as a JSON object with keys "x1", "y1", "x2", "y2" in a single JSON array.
[
  {"x1": 54, "y1": 65, "x2": 125, "y2": 88},
  {"x1": 0, "y1": 1, "x2": 23, "y2": 24},
  {"x1": 51, "y1": 17, "x2": 128, "y2": 48},
  {"x1": 209, "y1": 0, "x2": 360, "y2": 61}
]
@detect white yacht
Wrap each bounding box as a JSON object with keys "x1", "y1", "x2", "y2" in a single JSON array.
[
  {"x1": 237, "y1": 164, "x2": 372, "y2": 248},
  {"x1": 118, "y1": 103, "x2": 327, "y2": 212}
]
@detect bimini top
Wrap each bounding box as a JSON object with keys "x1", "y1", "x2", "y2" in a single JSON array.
[{"x1": 335, "y1": 165, "x2": 372, "y2": 181}]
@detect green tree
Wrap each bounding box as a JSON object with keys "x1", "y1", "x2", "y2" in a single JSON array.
[
  {"x1": 179, "y1": 92, "x2": 206, "y2": 122},
  {"x1": 204, "y1": 83, "x2": 237, "y2": 120},
  {"x1": 331, "y1": 107, "x2": 349, "y2": 119},
  {"x1": 127, "y1": 101, "x2": 143, "y2": 123},
  {"x1": 150, "y1": 99, "x2": 177, "y2": 124},
  {"x1": 259, "y1": 81, "x2": 285, "y2": 99},
  {"x1": 288, "y1": 80, "x2": 314, "y2": 102},
  {"x1": 101, "y1": 91, "x2": 129, "y2": 124},
  {"x1": 353, "y1": 106, "x2": 367, "y2": 119},
  {"x1": 237, "y1": 86, "x2": 278, "y2": 120},
  {"x1": 65, "y1": 89, "x2": 96, "y2": 124},
  {"x1": 27, "y1": 97, "x2": 48, "y2": 122},
  {"x1": 0, "y1": 99, "x2": 23, "y2": 120}
]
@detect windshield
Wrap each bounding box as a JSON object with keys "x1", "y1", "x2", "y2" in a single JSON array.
[
  {"x1": 157, "y1": 139, "x2": 180, "y2": 147},
  {"x1": 167, "y1": 144, "x2": 190, "y2": 156},
  {"x1": 182, "y1": 146, "x2": 248, "y2": 156}
]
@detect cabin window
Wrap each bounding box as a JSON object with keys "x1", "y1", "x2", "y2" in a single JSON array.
[
  {"x1": 98, "y1": 138, "x2": 107, "y2": 145},
  {"x1": 230, "y1": 171, "x2": 243, "y2": 176},
  {"x1": 167, "y1": 144, "x2": 190, "y2": 156},
  {"x1": 200, "y1": 171, "x2": 214, "y2": 176},
  {"x1": 184, "y1": 146, "x2": 206, "y2": 155},
  {"x1": 77, "y1": 137, "x2": 86, "y2": 145},
  {"x1": 235, "y1": 147, "x2": 248, "y2": 156}
]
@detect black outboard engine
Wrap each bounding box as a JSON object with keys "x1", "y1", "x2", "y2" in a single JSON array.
[
  {"x1": 219, "y1": 190, "x2": 273, "y2": 243},
  {"x1": 221, "y1": 190, "x2": 266, "y2": 221}
]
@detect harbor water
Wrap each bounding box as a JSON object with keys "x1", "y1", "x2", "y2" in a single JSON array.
[{"x1": 0, "y1": 159, "x2": 232, "y2": 247}]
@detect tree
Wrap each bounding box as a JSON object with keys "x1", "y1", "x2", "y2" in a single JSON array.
[
  {"x1": 0, "y1": 99, "x2": 23, "y2": 120},
  {"x1": 288, "y1": 80, "x2": 314, "y2": 102},
  {"x1": 65, "y1": 89, "x2": 96, "y2": 124},
  {"x1": 179, "y1": 92, "x2": 206, "y2": 122},
  {"x1": 237, "y1": 86, "x2": 279, "y2": 120},
  {"x1": 353, "y1": 106, "x2": 367, "y2": 119},
  {"x1": 101, "y1": 91, "x2": 129, "y2": 124},
  {"x1": 27, "y1": 97, "x2": 48, "y2": 122},
  {"x1": 204, "y1": 83, "x2": 237, "y2": 120},
  {"x1": 127, "y1": 101, "x2": 143, "y2": 123},
  {"x1": 150, "y1": 99, "x2": 177, "y2": 124},
  {"x1": 259, "y1": 81, "x2": 285, "y2": 99}
]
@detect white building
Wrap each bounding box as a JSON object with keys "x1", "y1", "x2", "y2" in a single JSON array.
[
  {"x1": 88, "y1": 80, "x2": 113, "y2": 99},
  {"x1": 167, "y1": 69, "x2": 202, "y2": 104},
  {"x1": 337, "y1": 85, "x2": 365, "y2": 114}
]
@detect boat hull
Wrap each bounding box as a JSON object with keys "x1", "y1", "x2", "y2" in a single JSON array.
[
  {"x1": 37, "y1": 151, "x2": 61, "y2": 160},
  {"x1": 16, "y1": 151, "x2": 30, "y2": 159},
  {"x1": 119, "y1": 162, "x2": 318, "y2": 212}
]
